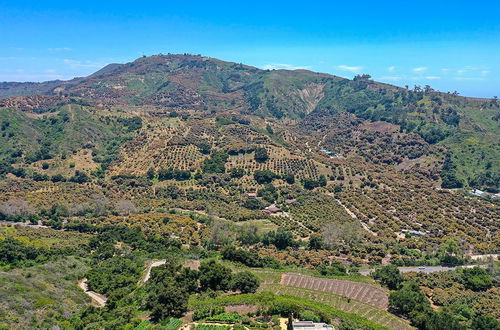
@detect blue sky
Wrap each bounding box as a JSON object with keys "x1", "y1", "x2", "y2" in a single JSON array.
[{"x1": 0, "y1": 0, "x2": 499, "y2": 97}]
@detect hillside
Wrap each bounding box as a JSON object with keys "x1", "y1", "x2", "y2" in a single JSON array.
[
  {"x1": 1, "y1": 54, "x2": 498, "y2": 191},
  {"x1": 0, "y1": 54, "x2": 499, "y2": 329}
]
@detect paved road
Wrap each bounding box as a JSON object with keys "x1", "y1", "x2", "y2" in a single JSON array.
[{"x1": 359, "y1": 264, "x2": 485, "y2": 276}]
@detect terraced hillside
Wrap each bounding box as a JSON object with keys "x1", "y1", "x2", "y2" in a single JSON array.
[{"x1": 280, "y1": 273, "x2": 388, "y2": 309}]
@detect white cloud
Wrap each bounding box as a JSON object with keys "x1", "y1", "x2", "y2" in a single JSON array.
[
  {"x1": 454, "y1": 77, "x2": 485, "y2": 81},
  {"x1": 412, "y1": 67, "x2": 427, "y2": 73},
  {"x1": 378, "y1": 76, "x2": 402, "y2": 81},
  {"x1": 261, "y1": 63, "x2": 312, "y2": 70},
  {"x1": 441, "y1": 68, "x2": 450, "y2": 74},
  {"x1": 63, "y1": 59, "x2": 103, "y2": 69},
  {"x1": 387, "y1": 66, "x2": 396, "y2": 72},
  {"x1": 336, "y1": 65, "x2": 363, "y2": 73},
  {"x1": 48, "y1": 47, "x2": 72, "y2": 52},
  {"x1": 481, "y1": 70, "x2": 490, "y2": 77},
  {"x1": 425, "y1": 76, "x2": 441, "y2": 80}
]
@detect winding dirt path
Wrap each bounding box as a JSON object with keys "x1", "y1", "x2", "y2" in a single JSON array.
[
  {"x1": 141, "y1": 260, "x2": 167, "y2": 284},
  {"x1": 77, "y1": 278, "x2": 107, "y2": 307}
]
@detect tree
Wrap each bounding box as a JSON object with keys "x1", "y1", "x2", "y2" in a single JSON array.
[
  {"x1": 237, "y1": 224, "x2": 261, "y2": 245},
  {"x1": 283, "y1": 173, "x2": 295, "y2": 184},
  {"x1": 199, "y1": 260, "x2": 233, "y2": 291},
  {"x1": 471, "y1": 315, "x2": 500, "y2": 330},
  {"x1": 210, "y1": 221, "x2": 237, "y2": 246},
  {"x1": 198, "y1": 143, "x2": 211, "y2": 155},
  {"x1": 317, "y1": 263, "x2": 347, "y2": 276},
  {"x1": 0, "y1": 238, "x2": 39, "y2": 266},
  {"x1": 262, "y1": 229, "x2": 297, "y2": 250},
  {"x1": 231, "y1": 271, "x2": 260, "y2": 293},
  {"x1": 146, "y1": 167, "x2": 155, "y2": 180},
  {"x1": 254, "y1": 170, "x2": 276, "y2": 184},
  {"x1": 459, "y1": 267, "x2": 492, "y2": 291},
  {"x1": 438, "y1": 239, "x2": 464, "y2": 265},
  {"x1": 243, "y1": 198, "x2": 263, "y2": 210},
  {"x1": 308, "y1": 234, "x2": 324, "y2": 250},
  {"x1": 389, "y1": 281, "x2": 430, "y2": 316},
  {"x1": 69, "y1": 170, "x2": 91, "y2": 183},
  {"x1": 254, "y1": 148, "x2": 269, "y2": 163},
  {"x1": 372, "y1": 265, "x2": 403, "y2": 290},
  {"x1": 229, "y1": 167, "x2": 245, "y2": 178},
  {"x1": 203, "y1": 151, "x2": 229, "y2": 174},
  {"x1": 148, "y1": 281, "x2": 189, "y2": 321}
]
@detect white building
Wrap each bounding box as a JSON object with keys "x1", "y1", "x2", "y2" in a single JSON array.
[{"x1": 292, "y1": 321, "x2": 335, "y2": 330}]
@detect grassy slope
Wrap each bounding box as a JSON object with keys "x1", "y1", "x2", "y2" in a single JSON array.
[{"x1": 0, "y1": 256, "x2": 90, "y2": 329}]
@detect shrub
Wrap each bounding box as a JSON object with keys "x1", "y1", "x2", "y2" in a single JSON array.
[
  {"x1": 231, "y1": 271, "x2": 260, "y2": 293},
  {"x1": 254, "y1": 148, "x2": 269, "y2": 163}
]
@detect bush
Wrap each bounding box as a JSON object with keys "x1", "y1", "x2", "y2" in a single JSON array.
[
  {"x1": 317, "y1": 263, "x2": 347, "y2": 277},
  {"x1": 203, "y1": 152, "x2": 229, "y2": 174},
  {"x1": 372, "y1": 265, "x2": 403, "y2": 290},
  {"x1": 243, "y1": 198, "x2": 263, "y2": 210},
  {"x1": 193, "y1": 306, "x2": 226, "y2": 321},
  {"x1": 262, "y1": 229, "x2": 298, "y2": 250},
  {"x1": 199, "y1": 260, "x2": 233, "y2": 291},
  {"x1": 254, "y1": 170, "x2": 276, "y2": 184},
  {"x1": 459, "y1": 267, "x2": 492, "y2": 291},
  {"x1": 231, "y1": 271, "x2": 260, "y2": 293},
  {"x1": 254, "y1": 148, "x2": 269, "y2": 163},
  {"x1": 389, "y1": 281, "x2": 430, "y2": 316}
]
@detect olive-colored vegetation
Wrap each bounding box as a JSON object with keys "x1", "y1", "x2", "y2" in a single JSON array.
[{"x1": 0, "y1": 54, "x2": 498, "y2": 329}]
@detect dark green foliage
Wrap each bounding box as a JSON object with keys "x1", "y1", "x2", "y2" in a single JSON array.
[
  {"x1": 69, "y1": 170, "x2": 91, "y2": 183},
  {"x1": 0, "y1": 238, "x2": 40, "y2": 266},
  {"x1": 302, "y1": 175, "x2": 327, "y2": 190},
  {"x1": 424, "y1": 311, "x2": 464, "y2": 330},
  {"x1": 229, "y1": 167, "x2": 245, "y2": 178},
  {"x1": 158, "y1": 168, "x2": 192, "y2": 181},
  {"x1": 389, "y1": 281, "x2": 431, "y2": 324},
  {"x1": 118, "y1": 116, "x2": 142, "y2": 132},
  {"x1": 283, "y1": 173, "x2": 295, "y2": 184},
  {"x1": 231, "y1": 271, "x2": 260, "y2": 293},
  {"x1": 221, "y1": 246, "x2": 265, "y2": 267},
  {"x1": 199, "y1": 260, "x2": 233, "y2": 291},
  {"x1": 86, "y1": 256, "x2": 142, "y2": 300},
  {"x1": 308, "y1": 234, "x2": 324, "y2": 250},
  {"x1": 146, "y1": 167, "x2": 155, "y2": 180},
  {"x1": 148, "y1": 280, "x2": 189, "y2": 321},
  {"x1": 471, "y1": 315, "x2": 500, "y2": 330},
  {"x1": 243, "y1": 198, "x2": 263, "y2": 210},
  {"x1": 203, "y1": 151, "x2": 229, "y2": 174},
  {"x1": 459, "y1": 267, "x2": 493, "y2": 291},
  {"x1": 157, "y1": 185, "x2": 183, "y2": 199},
  {"x1": 258, "y1": 184, "x2": 278, "y2": 203},
  {"x1": 254, "y1": 170, "x2": 276, "y2": 184},
  {"x1": 50, "y1": 173, "x2": 66, "y2": 182},
  {"x1": 9, "y1": 167, "x2": 25, "y2": 178},
  {"x1": 317, "y1": 263, "x2": 347, "y2": 276},
  {"x1": 198, "y1": 143, "x2": 211, "y2": 155},
  {"x1": 254, "y1": 147, "x2": 269, "y2": 163},
  {"x1": 372, "y1": 265, "x2": 403, "y2": 290},
  {"x1": 262, "y1": 229, "x2": 298, "y2": 250},
  {"x1": 441, "y1": 153, "x2": 463, "y2": 188}
]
